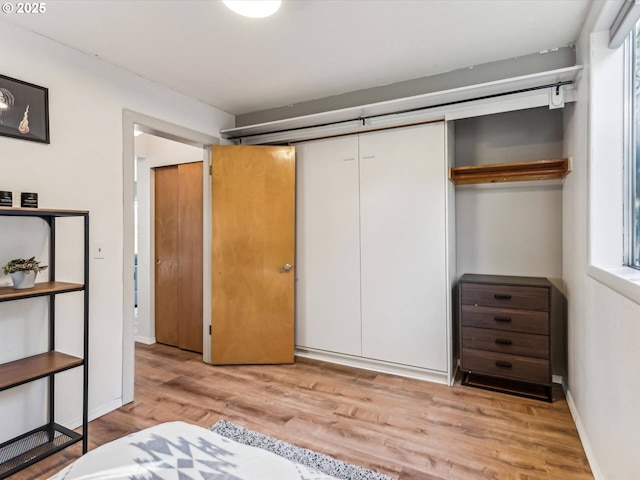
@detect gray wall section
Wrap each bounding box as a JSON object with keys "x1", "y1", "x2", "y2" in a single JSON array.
[
  {"x1": 454, "y1": 107, "x2": 564, "y2": 166},
  {"x1": 237, "y1": 47, "x2": 575, "y2": 127}
]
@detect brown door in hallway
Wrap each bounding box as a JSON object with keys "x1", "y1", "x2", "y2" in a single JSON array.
[
  {"x1": 154, "y1": 161, "x2": 203, "y2": 353},
  {"x1": 211, "y1": 146, "x2": 295, "y2": 364}
]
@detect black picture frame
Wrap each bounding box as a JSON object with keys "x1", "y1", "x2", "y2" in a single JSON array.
[{"x1": 0, "y1": 74, "x2": 49, "y2": 144}]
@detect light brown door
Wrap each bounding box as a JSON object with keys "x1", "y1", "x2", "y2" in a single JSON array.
[
  {"x1": 154, "y1": 161, "x2": 203, "y2": 353},
  {"x1": 154, "y1": 165, "x2": 179, "y2": 347},
  {"x1": 177, "y1": 162, "x2": 203, "y2": 352},
  {"x1": 211, "y1": 145, "x2": 295, "y2": 364}
]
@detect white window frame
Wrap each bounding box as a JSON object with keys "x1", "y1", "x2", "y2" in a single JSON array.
[
  {"x1": 627, "y1": 26, "x2": 640, "y2": 270},
  {"x1": 587, "y1": 29, "x2": 640, "y2": 305}
]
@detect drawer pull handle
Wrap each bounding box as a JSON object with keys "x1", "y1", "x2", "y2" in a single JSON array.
[
  {"x1": 495, "y1": 361, "x2": 512, "y2": 368},
  {"x1": 495, "y1": 338, "x2": 513, "y2": 345},
  {"x1": 494, "y1": 294, "x2": 512, "y2": 300},
  {"x1": 494, "y1": 316, "x2": 512, "y2": 322}
]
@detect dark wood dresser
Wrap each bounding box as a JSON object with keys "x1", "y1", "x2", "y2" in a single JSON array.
[{"x1": 459, "y1": 274, "x2": 553, "y2": 401}]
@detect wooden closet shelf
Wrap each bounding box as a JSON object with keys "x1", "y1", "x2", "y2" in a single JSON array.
[
  {"x1": 449, "y1": 158, "x2": 570, "y2": 185},
  {"x1": 0, "y1": 351, "x2": 83, "y2": 392},
  {"x1": 0, "y1": 282, "x2": 84, "y2": 302}
]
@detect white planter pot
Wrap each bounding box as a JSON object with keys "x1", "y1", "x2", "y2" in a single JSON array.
[{"x1": 10, "y1": 271, "x2": 38, "y2": 289}]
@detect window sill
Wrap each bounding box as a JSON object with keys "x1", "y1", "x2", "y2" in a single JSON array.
[{"x1": 587, "y1": 265, "x2": 640, "y2": 306}]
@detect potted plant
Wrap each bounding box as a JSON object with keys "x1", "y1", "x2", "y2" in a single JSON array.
[{"x1": 2, "y1": 257, "x2": 48, "y2": 289}]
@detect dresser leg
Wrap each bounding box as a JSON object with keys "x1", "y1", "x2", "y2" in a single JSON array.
[{"x1": 545, "y1": 385, "x2": 553, "y2": 403}]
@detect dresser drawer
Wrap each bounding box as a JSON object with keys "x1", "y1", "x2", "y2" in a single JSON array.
[
  {"x1": 462, "y1": 348, "x2": 550, "y2": 384},
  {"x1": 461, "y1": 304, "x2": 549, "y2": 335},
  {"x1": 461, "y1": 283, "x2": 549, "y2": 311},
  {"x1": 462, "y1": 326, "x2": 549, "y2": 359}
]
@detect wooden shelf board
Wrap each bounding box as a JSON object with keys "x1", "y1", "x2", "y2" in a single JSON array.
[
  {"x1": 449, "y1": 158, "x2": 570, "y2": 185},
  {"x1": 0, "y1": 282, "x2": 84, "y2": 302},
  {"x1": 0, "y1": 352, "x2": 83, "y2": 391},
  {"x1": 0, "y1": 207, "x2": 88, "y2": 217}
]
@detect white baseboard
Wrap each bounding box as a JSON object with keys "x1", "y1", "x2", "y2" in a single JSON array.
[
  {"x1": 61, "y1": 398, "x2": 123, "y2": 431},
  {"x1": 566, "y1": 390, "x2": 605, "y2": 480},
  {"x1": 135, "y1": 335, "x2": 156, "y2": 345},
  {"x1": 295, "y1": 347, "x2": 449, "y2": 384}
]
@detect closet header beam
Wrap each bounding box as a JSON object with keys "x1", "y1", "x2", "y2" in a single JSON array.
[{"x1": 221, "y1": 66, "x2": 582, "y2": 145}]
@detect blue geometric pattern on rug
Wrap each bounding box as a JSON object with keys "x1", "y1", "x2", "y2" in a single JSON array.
[{"x1": 210, "y1": 420, "x2": 393, "y2": 480}]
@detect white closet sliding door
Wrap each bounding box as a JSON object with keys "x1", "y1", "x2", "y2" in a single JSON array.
[
  {"x1": 295, "y1": 136, "x2": 362, "y2": 356},
  {"x1": 359, "y1": 123, "x2": 448, "y2": 371}
]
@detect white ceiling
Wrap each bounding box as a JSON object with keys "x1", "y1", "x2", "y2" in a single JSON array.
[{"x1": 3, "y1": 0, "x2": 592, "y2": 116}]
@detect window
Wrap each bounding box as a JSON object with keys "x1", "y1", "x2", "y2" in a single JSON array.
[
  {"x1": 629, "y1": 25, "x2": 640, "y2": 268},
  {"x1": 586, "y1": 8, "x2": 640, "y2": 305}
]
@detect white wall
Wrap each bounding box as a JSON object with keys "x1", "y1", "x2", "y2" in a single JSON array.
[
  {"x1": 134, "y1": 134, "x2": 203, "y2": 345},
  {"x1": 455, "y1": 108, "x2": 565, "y2": 167},
  {"x1": 455, "y1": 109, "x2": 564, "y2": 284},
  {"x1": 563, "y1": 7, "x2": 640, "y2": 480},
  {"x1": 0, "y1": 19, "x2": 233, "y2": 443},
  {"x1": 456, "y1": 183, "x2": 563, "y2": 280}
]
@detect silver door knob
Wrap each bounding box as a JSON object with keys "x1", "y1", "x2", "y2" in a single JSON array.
[{"x1": 281, "y1": 263, "x2": 292, "y2": 272}]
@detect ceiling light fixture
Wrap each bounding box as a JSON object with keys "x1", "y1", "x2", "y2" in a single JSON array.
[
  {"x1": 0, "y1": 101, "x2": 7, "y2": 109},
  {"x1": 223, "y1": 0, "x2": 281, "y2": 18}
]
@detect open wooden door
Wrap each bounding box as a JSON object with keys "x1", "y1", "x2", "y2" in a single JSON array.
[{"x1": 211, "y1": 145, "x2": 295, "y2": 364}]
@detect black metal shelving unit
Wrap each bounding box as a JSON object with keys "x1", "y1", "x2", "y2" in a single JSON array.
[{"x1": 0, "y1": 207, "x2": 89, "y2": 479}]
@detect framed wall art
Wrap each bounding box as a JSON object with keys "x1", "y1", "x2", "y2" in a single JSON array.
[{"x1": 0, "y1": 74, "x2": 49, "y2": 144}]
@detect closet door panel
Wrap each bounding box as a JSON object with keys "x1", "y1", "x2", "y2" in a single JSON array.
[
  {"x1": 177, "y1": 162, "x2": 203, "y2": 353},
  {"x1": 295, "y1": 136, "x2": 362, "y2": 356},
  {"x1": 155, "y1": 165, "x2": 180, "y2": 347},
  {"x1": 359, "y1": 123, "x2": 447, "y2": 371}
]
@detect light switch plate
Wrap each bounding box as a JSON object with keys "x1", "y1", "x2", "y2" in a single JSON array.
[{"x1": 93, "y1": 241, "x2": 106, "y2": 259}]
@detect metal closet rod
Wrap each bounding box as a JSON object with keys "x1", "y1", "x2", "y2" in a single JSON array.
[{"x1": 232, "y1": 80, "x2": 573, "y2": 143}]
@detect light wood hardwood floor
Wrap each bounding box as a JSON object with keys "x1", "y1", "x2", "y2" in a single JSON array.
[{"x1": 15, "y1": 343, "x2": 592, "y2": 480}]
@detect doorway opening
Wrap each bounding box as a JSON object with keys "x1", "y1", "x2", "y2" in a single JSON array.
[
  {"x1": 134, "y1": 132, "x2": 203, "y2": 352},
  {"x1": 123, "y1": 110, "x2": 219, "y2": 404}
]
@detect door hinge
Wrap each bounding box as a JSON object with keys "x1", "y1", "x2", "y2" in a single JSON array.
[
  {"x1": 209, "y1": 325, "x2": 212, "y2": 335},
  {"x1": 209, "y1": 165, "x2": 212, "y2": 175}
]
